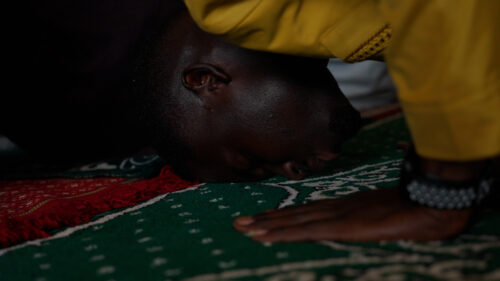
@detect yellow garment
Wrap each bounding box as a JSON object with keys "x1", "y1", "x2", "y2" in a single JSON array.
[
  {"x1": 380, "y1": 0, "x2": 499, "y2": 160},
  {"x1": 184, "y1": 0, "x2": 391, "y2": 62},
  {"x1": 184, "y1": 0, "x2": 500, "y2": 161}
]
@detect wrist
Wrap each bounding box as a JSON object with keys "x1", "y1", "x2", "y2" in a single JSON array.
[
  {"x1": 400, "y1": 148, "x2": 493, "y2": 210},
  {"x1": 419, "y1": 157, "x2": 487, "y2": 181}
]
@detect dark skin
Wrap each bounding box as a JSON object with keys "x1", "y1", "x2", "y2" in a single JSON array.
[
  {"x1": 232, "y1": 149, "x2": 496, "y2": 243},
  {"x1": 3, "y1": 1, "x2": 489, "y2": 242},
  {"x1": 234, "y1": 187, "x2": 472, "y2": 242},
  {"x1": 143, "y1": 11, "x2": 361, "y2": 182}
]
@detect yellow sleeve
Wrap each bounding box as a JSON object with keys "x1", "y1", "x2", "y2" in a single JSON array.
[
  {"x1": 184, "y1": 0, "x2": 390, "y2": 62},
  {"x1": 380, "y1": 0, "x2": 500, "y2": 161}
]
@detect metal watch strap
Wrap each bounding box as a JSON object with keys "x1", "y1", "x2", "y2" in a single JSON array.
[
  {"x1": 401, "y1": 148, "x2": 492, "y2": 210},
  {"x1": 406, "y1": 177, "x2": 491, "y2": 209}
]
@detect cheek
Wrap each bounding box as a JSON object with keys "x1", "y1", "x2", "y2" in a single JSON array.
[
  {"x1": 230, "y1": 79, "x2": 309, "y2": 127},
  {"x1": 238, "y1": 111, "x2": 327, "y2": 161}
]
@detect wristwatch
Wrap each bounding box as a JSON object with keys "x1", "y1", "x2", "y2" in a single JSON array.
[{"x1": 400, "y1": 148, "x2": 493, "y2": 210}]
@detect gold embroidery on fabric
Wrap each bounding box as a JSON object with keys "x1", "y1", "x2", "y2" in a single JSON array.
[
  {"x1": 345, "y1": 25, "x2": 392, "y2": 62},
  {"x1": 17, "y1": 186, "x2": 110, "y2": 217}
]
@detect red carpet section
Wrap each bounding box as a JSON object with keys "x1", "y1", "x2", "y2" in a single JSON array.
[{"x1": 0, "y1": 166, "x2": 194, "y2": 248}]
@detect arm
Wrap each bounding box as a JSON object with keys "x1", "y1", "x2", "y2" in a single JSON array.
[
  {"x1": 186, "y1": 0, "x2": 500, "y2": 241},
  {"x1": 184, "y1": 0, "x2": 390, "y2": 62},
  {"x1": 233, "y1": 155, "x2": 497, "y2": 242},
  {"x1": 233, "y1": 0, "x2": 499, "y2": 242},
  {"x1": 382, "y1": 0, "x2": 500, "y2": 162}
]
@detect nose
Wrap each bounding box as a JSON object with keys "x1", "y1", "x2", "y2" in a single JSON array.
[{"x1": 265, "y1": 161, "x2": 309, "y2": 180}]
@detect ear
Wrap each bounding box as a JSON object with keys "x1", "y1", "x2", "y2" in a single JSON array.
[{"x1": 182, "y1": 63, "x2": 231, "y2": 93}]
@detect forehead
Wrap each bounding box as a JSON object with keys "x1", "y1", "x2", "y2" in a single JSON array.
[{"x1": 209, "y1": 42, "x2": 328, "y2": 75}]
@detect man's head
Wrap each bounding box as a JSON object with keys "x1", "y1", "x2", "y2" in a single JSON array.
[{"x1": 139, "y1": 12, "x2": 361, "y2": 182}]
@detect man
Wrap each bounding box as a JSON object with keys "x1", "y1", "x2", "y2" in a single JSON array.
[
  {"x1": 2, "y1": 1, "x2": 361, "y2": 182},
  {"x1": 184, "y1": 0, "x2": 499, "y2": 241}
]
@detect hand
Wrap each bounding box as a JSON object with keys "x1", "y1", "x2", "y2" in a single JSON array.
[{"x1": 233, "y1": 187, "x2": 472, "y2": 242}]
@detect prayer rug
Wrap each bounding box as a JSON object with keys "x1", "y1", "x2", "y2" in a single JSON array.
[
  {"x1": 1, "y1": 112, "x2": 499, "y2": 281},
  {"x1": 0, "y1": 157, "x2": 194, "y2": 247}
]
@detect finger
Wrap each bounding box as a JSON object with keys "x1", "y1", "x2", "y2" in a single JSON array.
[
  {"x1": 251, "y1": 217, "x2": 379, "y2": 242},
  {"x1": 235, "y1": 197, "x2": 359, "y2": 233},
  {"x1": 244, "y1": 210, "x2": 340, "y2": 233},
  {"x1": 250, "y1": 220, "x2": 339, "y2": 242},
  {"x1": 253, "y1": 196, "x2": 366, "y2": 223},
  {"x1": 234, "y1": 206, "x2": 342, "y2": 233},
  {"x1": 253, "y1": 200, "x2": 335, "y2": 220},
  {"x1": 252, "y1": 213, "x2": 440, "y2": 242},
  {"x1": 233, "y1": 201, "x2": 334, "y2": 232},
  {"x1": 234, "y1": 203, "x2": 334, "y2": 232},
  {"x1": 233, "y1": 208, "x2": 283, "y2": 227},
  {"x1": 252, "y1": 224, "x2": 311, "y2": 242},
  {"x1": 233, "y1": 204, "x2": 330, "y2": 232},
  {"x1": 255, "y1": 189, "x2": 389, "y2": 221},
  {"x1": 233, "y1": 217, "x2": 255, "y2": 232}
]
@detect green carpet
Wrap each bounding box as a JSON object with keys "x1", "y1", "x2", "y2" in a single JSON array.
[{"x1": 1, "y1": 116, "x2": 499, "y2": 281}]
